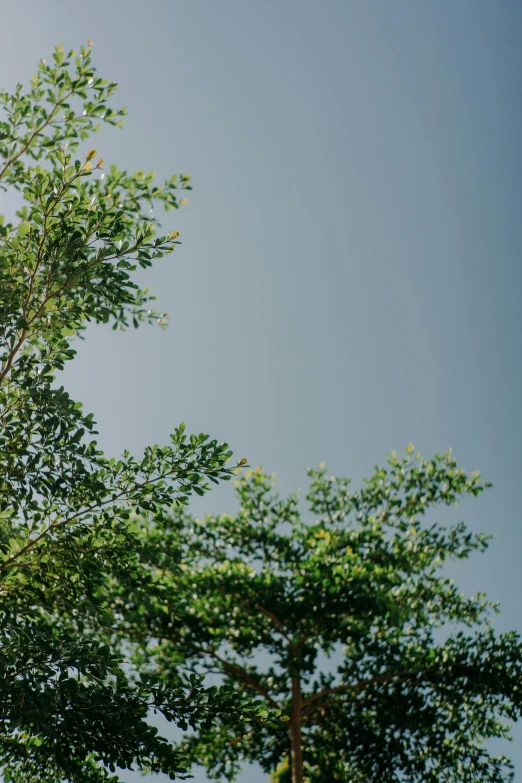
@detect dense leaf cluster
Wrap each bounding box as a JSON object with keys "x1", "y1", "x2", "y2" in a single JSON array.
[
  {"x1": 117, "y1": 453, "x2": 522, "y2": 782},
  {"x1": 0, "y1": 43, "x2": 258, "y2": 782}
]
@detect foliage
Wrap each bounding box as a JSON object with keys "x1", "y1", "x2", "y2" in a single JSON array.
[
  {"x1": 116, "y1": 449, "x2": 522, "y2": 783},
  {"x1": 0, "y1": 42, "x2": 260, "y2": 782}
]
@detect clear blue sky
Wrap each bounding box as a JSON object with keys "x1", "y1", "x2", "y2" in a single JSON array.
[{"x1": 2, "y1": 1, "x2": 522, "y2": 780}]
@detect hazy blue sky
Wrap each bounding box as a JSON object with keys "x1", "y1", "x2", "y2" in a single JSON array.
[{"x1": 2, "y1": 1, "x2": 522, "y2": 780}]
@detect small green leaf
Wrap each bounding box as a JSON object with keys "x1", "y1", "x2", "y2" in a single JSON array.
[{"x1": 17, "y1": 221, "x2": 30, "y2": 238}]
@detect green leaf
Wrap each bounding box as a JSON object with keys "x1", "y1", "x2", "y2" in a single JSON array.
[{"x1": 17, "y1": 220, "x2": 30, "y2": 238}]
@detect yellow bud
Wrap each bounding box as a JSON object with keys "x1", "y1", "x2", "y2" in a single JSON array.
[
  {"x1": 179, "y1": 198, "x2": 189, "y2": 206},
  {"x1": 41, "y1": 59, "x2": 46, "y2": 65},
  {"x1": 97, "y1": 158, "x2": 104, "y2": 167},
  {"x1": 87, "y1": 38, "x2": 93, "y2": 47},
  {"x1": 406, "y1": 443, "x2": 415, "y2": 454},
  {"x1": 86, "y1": 149, "x2": 97, "y2": 160},
  {"x1": 238, "y1": 458, "x2": 248, "y2": 466},
  {"x1": 169, "y1": 230, "x2": 180, "y2": 240}
]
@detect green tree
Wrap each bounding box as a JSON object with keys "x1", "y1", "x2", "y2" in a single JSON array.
[
  {"x1": 117, "y1": 449, "x2": 522, "y2": 783},
  {"x1": 0, "y1": 42, "x2": 263, "y2": 782}
]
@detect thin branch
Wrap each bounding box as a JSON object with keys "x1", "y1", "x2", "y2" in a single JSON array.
[
  {"x1": 0, "y1": 86, "x2": 76, "y2": 182},
  {"x1": 253, "y1": 602, "x2": 296, "y2": 649},
  {"x1": 301, "y1": 670, "x2": 421, "y2": 716},
  {"x1": 127, "y1": 625, "x2": 284, "y2": 713},
  {"x1": 193, "y1": 646, "x2": 282, "y2": 712}
]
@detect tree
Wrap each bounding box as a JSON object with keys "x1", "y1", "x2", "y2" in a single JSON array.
[
  {"x1": 0, "y1": 42, "x2": 264, "y2": 782},
  {"x1": 116, "y1": 449, "x2": 522, "y2": 783}
]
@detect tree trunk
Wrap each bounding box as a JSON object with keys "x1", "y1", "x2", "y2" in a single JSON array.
[{"x1": 290, "y1": 676, "x2": 304, "y2": 783}]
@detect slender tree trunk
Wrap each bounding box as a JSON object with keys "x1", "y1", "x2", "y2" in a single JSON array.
[{"x1": 290, "y1": 676, "x2": 304, "y2": 783}]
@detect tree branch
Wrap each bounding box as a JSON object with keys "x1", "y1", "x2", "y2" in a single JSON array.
[
  {"x1": 301, "y1": 670, "x2": 422, "y2": 717},
  {"x1": 196, "y1": 646, "x2": 282, "y2": 712}
]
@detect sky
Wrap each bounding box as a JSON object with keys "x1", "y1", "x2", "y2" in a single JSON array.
[{"x1": 2, "y1": 0, "x2": 522, "y2": 780}]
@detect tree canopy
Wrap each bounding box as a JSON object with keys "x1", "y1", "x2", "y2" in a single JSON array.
[
  {"x1": 2, "y1": 39, "x2": 521, "y2": 783},
  {"x1": 116, "y1": 451, "x2": 522, "y2": 783},
  {"x1": 0, "y1": 42, "x2": 264, "y2": 782}
]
